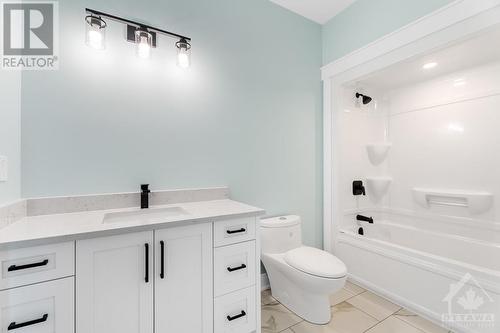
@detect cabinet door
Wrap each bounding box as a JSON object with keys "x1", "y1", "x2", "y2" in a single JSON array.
[
  {"x1": 76, "y1": 231, "x2": 153, "y2": 333},
  {"x1": 155, "y1": 223, "x2": 213, "y2": 333}
]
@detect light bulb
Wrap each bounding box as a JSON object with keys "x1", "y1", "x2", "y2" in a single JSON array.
[
  {"x1": 135, "y1": 28, "x2": 153, "y2": 59},
  {"x1": 177, "y1": 52, "x2": 190, "y2": 69},
  {"x1": 85, "y1": 15, "x2": 106, "y2": 50},
  {"x1": 176, "y1": 38, "x2": 191, "y2": 69},
  {"x1": 137, "y1": 38, "x2": 151, "y2": 59},
  {"x1": 87, "y1": 30, "x2": 103, "y2": 49}
]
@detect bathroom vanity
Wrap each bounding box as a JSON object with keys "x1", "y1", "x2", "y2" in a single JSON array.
[{"x1": 0, "y1": 188, "x2": 264, "y2": 333}]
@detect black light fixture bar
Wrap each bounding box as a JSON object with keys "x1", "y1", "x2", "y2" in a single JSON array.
[{"x1": 85, "y1": 8, "x2": 191, "y2": 42}]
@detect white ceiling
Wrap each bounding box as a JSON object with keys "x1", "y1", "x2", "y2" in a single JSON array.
[
  {"x1": 269, "y1": 0, "x2": 357, "y2": 24},
  {"x1": 355, "y1": 27, "x2": 500, "y2": 90}
]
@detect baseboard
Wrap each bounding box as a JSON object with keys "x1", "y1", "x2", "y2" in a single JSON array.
[{"x1": 261, "y1": 273, "x2": 270, "y2": 291}]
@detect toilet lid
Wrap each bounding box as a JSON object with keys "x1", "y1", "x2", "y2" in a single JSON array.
[{"x1": 284, "y1": 247, "x2": 347, "y2": 279}]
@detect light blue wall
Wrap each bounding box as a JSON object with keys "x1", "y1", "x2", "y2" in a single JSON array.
[
  {"x1": 0, "y1": 72, "x2": 21, "y2": 204},
  {"x1": 21, "y1": 0, "x2": 324, "y2": 246},
  {"x1": 322, "y1": 0, "x2": 454, "y2": 65}
]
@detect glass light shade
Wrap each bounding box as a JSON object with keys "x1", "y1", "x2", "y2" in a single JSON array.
[
  {"x1": 176, "y1": 39, "x2": 191, "y2": 69},
  {"x1": 135, "y1": 28, "x2": 153, "y2": 59},
  {"x1": 85, "y1": 16, "x2": 106, "y2": 50}
]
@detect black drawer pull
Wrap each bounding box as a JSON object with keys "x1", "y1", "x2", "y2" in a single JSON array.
[
  {"x1": 145, "y1": 243, "x2": 150, "y2": 283},
  {"x1": 226, "y1": 228, "x2": 246, "y2": 235},
  {"x1": 160, "y1": 240, "x2": 165, "y2": 279},
  {"x1": 8, "y1": 314, "x2": 48, "y2": 330},
  {"x1": 8, "y1": 259, "x2": 49, "y2": 272},
  {"x1": 227, "y1": 310, "x2": 246, "y2": 322},
  {"x1": 227, "y1": 264, "x2": 247, "y2": 272}
]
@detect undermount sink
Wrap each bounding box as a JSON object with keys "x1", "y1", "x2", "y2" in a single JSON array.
[{"x1": 103, "y1": 207, "x2": 189, "y2": 224}]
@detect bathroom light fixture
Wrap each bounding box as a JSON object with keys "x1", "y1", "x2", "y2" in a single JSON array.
[
  {"x1": 85, "y1": 8, "x2": 191, "y2": 67},
  {"x1": 422, "y1": 62, "x2": 438, "y2": 70},
  {"x1": 176, "y1": 38, "x2": 191, "y2": 69},
  {"x1": 85, "y1": 15, "x2": 107, "y2": 50}
]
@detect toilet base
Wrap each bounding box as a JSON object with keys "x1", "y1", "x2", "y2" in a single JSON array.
[
  {"x1": 271, "y1": 284, "x2": 332, "y2": 324},
  {"x1": 263, "y1": 254, "x2": 346, "y2": 325}
]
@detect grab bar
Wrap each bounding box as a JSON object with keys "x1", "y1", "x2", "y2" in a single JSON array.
[{"x1": 427, "y1": 200, "x2": 468, "y2": 207}]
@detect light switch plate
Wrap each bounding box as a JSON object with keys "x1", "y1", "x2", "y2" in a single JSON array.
[{"x1": 0, "y1": 156, "x2": 7, "y2": 182}]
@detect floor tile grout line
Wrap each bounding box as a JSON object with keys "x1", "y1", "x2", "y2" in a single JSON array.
[
  {"x1": 392, "y1": 315, "x2": 430, "y2": 333},
  {"x1": 362, "y1": 316, "x2": 386, "y2": 333},
  {"x1": 285, "y1": 320, "x2": 303, "y2": 332},
  {"x1": 393, "y1": 314, "x2": 450, "y2": 333},
  {"x1": 344, "y1": 300, "x2": 388, "y2": 323},
  {"x1": 330, "y1": 289, "x2": 367, "y2": 308},
  {"x1": 279, "y1": 319, "x2": 303, "y2": 332},
  {"x1": 337, "y1": 290, "x2": 397, "y2": 322},
  {"x1": 374, "y1": 306, "x2": 403, "y2": 322}
]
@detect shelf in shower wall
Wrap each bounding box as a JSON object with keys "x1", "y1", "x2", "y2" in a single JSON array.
[
  {"x1": 366, "y1": 142, "x2": 392, "y2": 165},
  {"x1": 412, "y1": 188, "x2": 493, "y2": 214},
  {"x1": 366, "y1": 176, "x2": 392, "y2": 202}
]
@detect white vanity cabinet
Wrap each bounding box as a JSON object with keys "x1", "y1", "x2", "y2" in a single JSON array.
[
  {"x1": 76, "y1": 223, "x2": 214, "y2": 333},
  {"x1": 0, "y1": 214, "x2": 260, "y2": 333}
]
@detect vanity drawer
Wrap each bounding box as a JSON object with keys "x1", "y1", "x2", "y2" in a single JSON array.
[
  {"x1": 214, "y1": 241, "x2": 256, "y2": 297},
  {"x1": 0, "y1": 277, "x2": 74, "y2": 333},
  {"x1": 214, "y1": 217, "x2": 256, "y2": 247},
  {"x1": 214, "y1": 286, "x2": 256, "y2": 333},
  {"x1": 0, "y1": 242, "x2": 74, "y2": 290}
]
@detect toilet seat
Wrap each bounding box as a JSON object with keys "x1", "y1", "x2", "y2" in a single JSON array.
[{"x1": 284, "y1": 247, "x2": 347, "y2": 279}]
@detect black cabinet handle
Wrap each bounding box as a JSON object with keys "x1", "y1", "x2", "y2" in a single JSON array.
[
  {"x1": 227, "y1": 264, "x2": 247, "y2": 272},
  {"x1": 227, "y1": 310, "x2": 246, "y2": 322},
  {"x1": 144, "y1": 243, "x2": 149, "y2": 283},
  {"x1": 226, "y1": 228, "x2": 246, "y2": 235},
  {"x1": 8, "y1": 314, "x2": 48, "y2": 330},
  {"x1": 160, "y1": 240, "x2": 165, "y2": 279},
  {"x1": 8, "y1": 259, "x2": 49, "y2": 272}
]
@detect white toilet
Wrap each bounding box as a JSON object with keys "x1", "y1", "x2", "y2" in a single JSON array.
[{"x1": 261, "y1": 215, "x2": 347, "y2": 324}]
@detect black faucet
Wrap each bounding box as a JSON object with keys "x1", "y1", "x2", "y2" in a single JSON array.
[
  {"x1": 352, "y1": 180, "x2": 366, "y2": 196},
  {"x1": 141, "y1": 184, "x2": 150, "y2": 209},
  {"x1": 356, "y1": 214, "x2": 374, "y2": 224}
]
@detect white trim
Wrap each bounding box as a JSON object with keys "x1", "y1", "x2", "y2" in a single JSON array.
[
  {"x1": 322, "y1": 78, "x2": 332, "y2": 252},
  {"x1": 322, "y1": 0, "x2": 500, "y2": 255},
  {"x1": 260, "y1": 273, "x2": 270, "y2": 291}
]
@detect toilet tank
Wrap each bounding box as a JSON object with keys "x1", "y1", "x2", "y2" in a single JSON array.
[{"x1": 260, "y1": 215, "x2": 302, "y2": 254}]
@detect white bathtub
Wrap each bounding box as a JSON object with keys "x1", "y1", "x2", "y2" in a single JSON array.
[{"x1": 336, "y1": 214, "x2": 500, "y2": 333}]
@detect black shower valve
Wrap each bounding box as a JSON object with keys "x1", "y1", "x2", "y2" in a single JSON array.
[{"x1": 352, "y1": 180, "x2": 366, "y2": 196}]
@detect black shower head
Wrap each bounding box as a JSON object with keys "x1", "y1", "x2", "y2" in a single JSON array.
[{"x1": 356, "y1": 92, "x2": 373, "y2": 105}]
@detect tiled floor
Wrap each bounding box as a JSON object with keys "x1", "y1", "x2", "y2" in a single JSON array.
[{"x1": 261, "y1": 281, "x2": 453, "y2": 333}]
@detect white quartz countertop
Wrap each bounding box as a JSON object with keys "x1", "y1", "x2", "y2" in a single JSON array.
[{"x1": 0, "y1": 199, "x2": 265, "y2": 248}]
